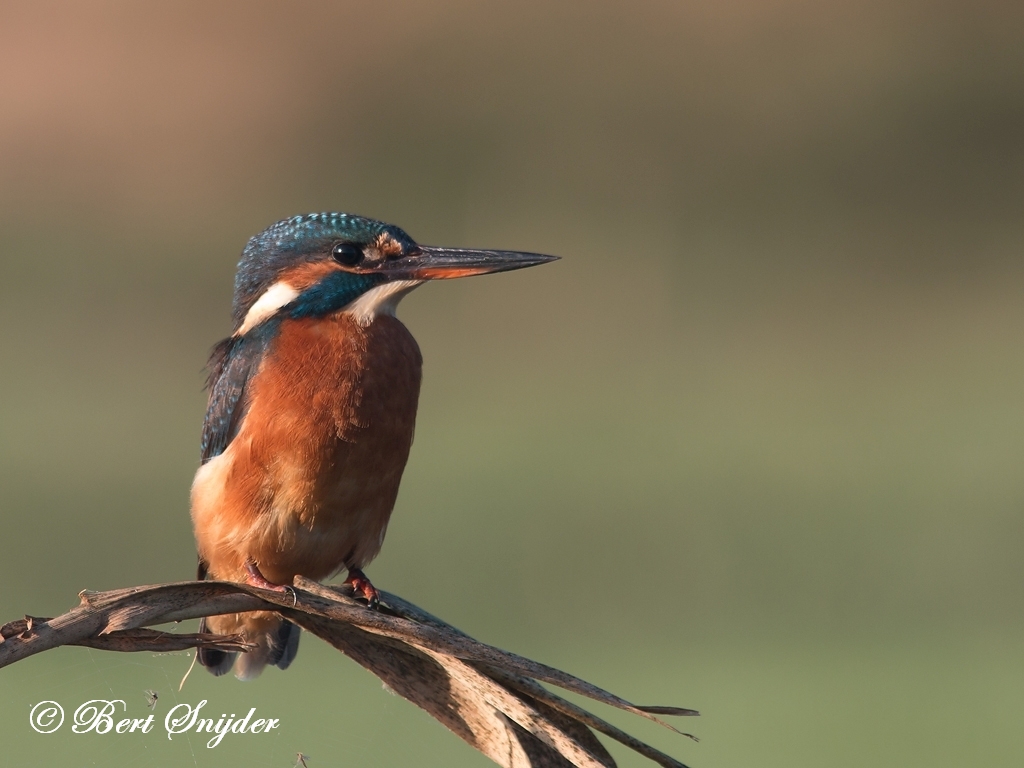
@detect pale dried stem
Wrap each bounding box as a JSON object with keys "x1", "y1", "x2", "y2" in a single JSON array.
[{"x1": 0, "y1": 580, "x2": 697, "y2": 768}]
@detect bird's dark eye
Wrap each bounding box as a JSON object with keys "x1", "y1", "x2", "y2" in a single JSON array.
[{"x1": 332, "y1": 242, "x2": 363, "y2": 266}]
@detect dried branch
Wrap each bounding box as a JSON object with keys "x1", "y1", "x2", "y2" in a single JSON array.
[{"x1": 0, "y1": 579, "x2": 697, "y2": 768}]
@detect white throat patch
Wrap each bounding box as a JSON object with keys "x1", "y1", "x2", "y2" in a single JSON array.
[
  {"x1": 344, "y1": 280, "x2": 424, "y2": 326},
  {"x1": 235, "y1": 281, "x2": 300, "y2": 336}
]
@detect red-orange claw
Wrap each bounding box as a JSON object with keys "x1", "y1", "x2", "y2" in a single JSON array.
[{"x1": 343, "y1": 568, "x2": 380, "y2": 609}]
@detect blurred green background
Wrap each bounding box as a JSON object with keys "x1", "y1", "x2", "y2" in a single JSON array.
[{"x1": 2, "y1": 1, "x2": 1023, "y2": 766}]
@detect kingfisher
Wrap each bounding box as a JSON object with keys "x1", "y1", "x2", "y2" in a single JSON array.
[{"x1": 190, "y1": 212, "x2": 556, "y2": 679}]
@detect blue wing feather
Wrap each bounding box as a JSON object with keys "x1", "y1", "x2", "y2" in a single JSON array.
[{"x1": 200, "y1": 320, "x2": 279, "y2": 463}]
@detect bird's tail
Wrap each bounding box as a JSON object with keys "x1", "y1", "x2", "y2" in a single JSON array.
[
  {"x1": 196, "y1": 559, "x2": 300, "y2": 679},
  {"x1": 198, "y1": 612, "x2": 300, "y2": 680}
]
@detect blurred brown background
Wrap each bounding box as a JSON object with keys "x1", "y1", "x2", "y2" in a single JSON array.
[{"x1": 1, "y1": 1, "x2": 1023, "y2": 766}]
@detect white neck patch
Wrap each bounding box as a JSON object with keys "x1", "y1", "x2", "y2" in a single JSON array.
[
  {"x1": 235, "y1": 281, "x2": 300, "y2": 336},
  {"x1": 344, "y1": 280, "x2": 424, "y2": 326}
]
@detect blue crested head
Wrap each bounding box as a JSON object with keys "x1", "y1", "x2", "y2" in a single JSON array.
[{"x1": 232, "y1": 212, "x2": 416, "y2": 329}]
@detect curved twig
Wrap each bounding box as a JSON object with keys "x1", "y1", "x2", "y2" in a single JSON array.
[{"x1": 0, "y1": 580, "x2": 697, "y2": 768}]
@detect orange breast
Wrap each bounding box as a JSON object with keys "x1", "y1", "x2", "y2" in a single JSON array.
[{"x1": 191, "y1": 313, "x2": 422, "y2": 584}]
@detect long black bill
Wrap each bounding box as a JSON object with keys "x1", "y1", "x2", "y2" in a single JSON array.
[{"x1": 390, "y1": 246, "x2": 559, "y2": 280}]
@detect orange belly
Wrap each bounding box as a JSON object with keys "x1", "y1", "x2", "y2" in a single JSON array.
[{"x1": 191, "y1": 312, "x2": 422, "y2": 585}]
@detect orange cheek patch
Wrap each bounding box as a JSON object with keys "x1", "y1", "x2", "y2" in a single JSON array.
[
  {"x1": 413, "y1": 266, "x2": 493, "y2": 279},
  {"x1": 280, "y1": 261, "x2": 344, "y2": 291}
]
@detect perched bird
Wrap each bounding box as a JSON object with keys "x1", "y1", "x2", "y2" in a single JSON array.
[{"x1": 191, "y1": 212, "x2": 556, "y2": 679}]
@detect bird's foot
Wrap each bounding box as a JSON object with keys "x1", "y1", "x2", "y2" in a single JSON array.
[
  {"x1": 343, "y1": 568, "x2": 380, "y2": 609},
  {"x1": 243, "y1": 559, "x2": 297, "y2": 604}
]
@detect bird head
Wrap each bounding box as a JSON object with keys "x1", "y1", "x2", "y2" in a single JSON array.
[{"x1": 231, "y1": 212, "x2": 557, "y2": 335}]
